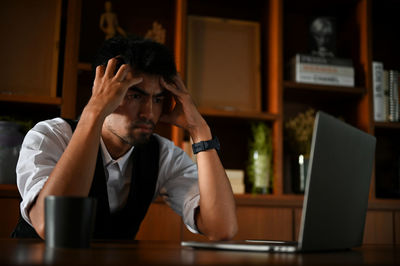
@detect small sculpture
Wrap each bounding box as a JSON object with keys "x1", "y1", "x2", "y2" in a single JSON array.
[
  {"x1": 309, "y1": 17, "x2": 336, "y2": 58},
  {"x1": 145, "y1": 21, "x2": 166, "y2": 44},
  {"x1": 99, "y1": 1, "x2": 127, "y2": 40}
]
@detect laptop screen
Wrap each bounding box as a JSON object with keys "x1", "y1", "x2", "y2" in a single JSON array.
[{"x1": 298, "y1": 111, "x2": 376, "y2": 251}]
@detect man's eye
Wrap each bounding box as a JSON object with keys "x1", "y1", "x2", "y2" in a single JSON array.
[
  {"x1": 154, "y1": 97, "x2": 165, "y2": 104},
  {"x1": 126, "y1": 93, "x2": 142, "y2": 100}
]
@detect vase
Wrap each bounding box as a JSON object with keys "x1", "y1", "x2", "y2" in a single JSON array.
[
  {"x1": 0, "y1": 121, "x2": 24, "y2": 184},
  {"x1": 249, "y1": 150, "x2": 271, "y2": 194},
  {"x1": 291, "y1": 154, "x2": 309, "y2": 193}
]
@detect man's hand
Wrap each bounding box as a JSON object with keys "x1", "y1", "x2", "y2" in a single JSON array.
[
  {"x1": 160, "y1": 75, "x2": 211, "y2": 142},
  {"x1": 86, "y1": 58, "x2": 143, "y2": 119}
]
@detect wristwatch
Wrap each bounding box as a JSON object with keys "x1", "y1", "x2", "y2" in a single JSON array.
[{"x1": 192, "y1": 136, "x2": 220, "y2": 154}]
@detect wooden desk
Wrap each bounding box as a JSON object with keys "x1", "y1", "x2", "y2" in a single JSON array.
[{"x1": 0, "y1": 239, "x2": 398, "y2": 265}]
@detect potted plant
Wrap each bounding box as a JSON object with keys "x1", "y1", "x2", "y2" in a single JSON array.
[
  {"x1": 285, "y1": 108, "x2": 316, "y2": 193},
  {"x1": 247, "y1": 122, "x2": 273, "y2": 194}
]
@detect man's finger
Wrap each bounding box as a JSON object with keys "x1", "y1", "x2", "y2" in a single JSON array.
[
  {"x1": 173, "y1": 75, "x2": 189, "y2": 93},
  {"x1": 126, "y1": 76, "x2": 143, "y2": 87},
  {"x1": 114, "y1": 64, "x2": 130, "y2": 82},
  {"x1": 95, "y1": 65, "x2": 105, "y2": 79},
  {"x1": 104, "y1": 58, "x2": 117, "y2": 78},
  {"x1": 161, "y1": 77, "x2": 180, "y2": 95}
]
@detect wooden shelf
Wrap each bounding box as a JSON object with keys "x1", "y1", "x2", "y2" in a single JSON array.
[
  {"x1": 0, "y1": 184, "x2": 19, "y2": 198},
  {"x1": 234, "y1": 194, "x2": 304, "y2": 208},
  {"x1": 78, "y1": 62, "x2": 92, "y2": 72},
  {"x1": 374, "y1": 122, "x2": 400, "y2": 129},
  {"x1": 0, "y1": 94, "x2": 62, "y2": 105},
  {"x1": 368, "y1": 198, "x2": 400, "y2": 211},
  {"x1": 199, "y1": 107, "x2": 279, "y2": 121},
  {"x1": 283, "y1": 81, "x2": 366, "y2": 95},
  {"x1": 234, "y1": 194, "x2": 400, "y2": 211},
  {"x1": 147, "y1": 193, "x2": 400, "y2": 211}
]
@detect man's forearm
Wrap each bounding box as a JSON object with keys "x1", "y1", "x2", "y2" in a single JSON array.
[
  {"x1": 29, "y1": 107, "x2": 105, "y2": 239},
  {"x1": 28, "y1": 59, "x2": 140, "y2": 239},
  {"x1": 192, "y1": 125, "x2": 238, "y2": 240}
]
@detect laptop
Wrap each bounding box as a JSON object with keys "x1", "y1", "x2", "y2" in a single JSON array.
[{"x1": 181, "y1": 111, "x2": 376, "y2": 252}]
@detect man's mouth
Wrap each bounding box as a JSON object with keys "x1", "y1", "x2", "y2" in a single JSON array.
[{"x1": 133, "y1": 122, "x2": 154, "y2": 133}]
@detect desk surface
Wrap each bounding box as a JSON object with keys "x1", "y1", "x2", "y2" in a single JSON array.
[{"x1": 0, "y1": 238, "x2": 399, "y2": 265}]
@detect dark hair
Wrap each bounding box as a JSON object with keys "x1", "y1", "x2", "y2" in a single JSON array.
[{"x1": 93, "y1": 35, "x2": 177, "y2": 81}]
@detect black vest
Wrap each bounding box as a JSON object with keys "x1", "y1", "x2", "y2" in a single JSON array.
[{"x1": 12, "y1": 119, "x2": 160, "y2": 239}]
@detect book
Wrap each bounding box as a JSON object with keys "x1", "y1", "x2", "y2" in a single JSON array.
[
  {"x1": 290, "y1": 54, "x2": 354, "y2": 87},
  {"x1": 372, "y1": 61, "x2": 385, "y2": 122},
  {"x1": 294, "y1": 54, "x2": 353, "y2": 66},
  {"x1": 383, "y1": 70, "x2": 390, "y2": 121},
  {"x1": 388, "y1": 70, "x2": 399, "y2": 122}
]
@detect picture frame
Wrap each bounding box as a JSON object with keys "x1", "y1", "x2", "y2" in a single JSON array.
[
  {"x1": 187, "y1": 16, "x2": 261, "y2": 112},
  {"x1": 0, "y1": 0, "x2": 62, "y2": 97}
]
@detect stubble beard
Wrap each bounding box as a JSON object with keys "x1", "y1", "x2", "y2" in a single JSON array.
[{"x1": 108, "y1": 120, "x2": 155, "y2": 147}]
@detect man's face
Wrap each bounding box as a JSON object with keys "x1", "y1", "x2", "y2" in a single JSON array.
[{"x1": 103, "y1": 73, "x2": 167, "y2": 146}]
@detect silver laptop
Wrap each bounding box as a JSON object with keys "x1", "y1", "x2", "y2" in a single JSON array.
[{"x1": 181, "y1": 111, "x2": 376, "y2": 252}]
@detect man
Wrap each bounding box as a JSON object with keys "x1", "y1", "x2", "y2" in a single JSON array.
[{"x1": 13, "y1": 36, "x2": 237, "y2": 240}]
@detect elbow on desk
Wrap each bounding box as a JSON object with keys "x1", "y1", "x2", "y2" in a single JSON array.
[
  {"x1": 33, "y1": 222, "x2": 46, "y2": 240},
  {"x1": 206, "y1": 221, "x2": 238, "y2": 241}
]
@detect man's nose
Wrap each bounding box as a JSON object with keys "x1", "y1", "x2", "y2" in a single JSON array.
[{"x1": 138, "y1": 98, "x2": 154, "y2": 120}]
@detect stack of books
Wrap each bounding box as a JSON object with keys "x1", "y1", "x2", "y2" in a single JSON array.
[
  {"x1": 290, "y1": 54, "x2": 354, "y2": 87},
  {"x1": 372, "y1": 61, "x2": 399, "y2": 122},
  {"x1": 226, "y1": 169, "x2": 245, "y2": 194}
]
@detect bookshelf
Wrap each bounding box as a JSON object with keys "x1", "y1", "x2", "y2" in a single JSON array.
[
  {"x1": 0, "y1": 0, "x2": 399, "y2": 243},
  {"x1": 0, "y1": 0, "x2": 400, "y2": 243},
  {"x1": 1, "y1": 0, "x2": 399, "y2": 201},
  {"x1": 370, "y1": 0, "x2": 400, "y2": 199}
]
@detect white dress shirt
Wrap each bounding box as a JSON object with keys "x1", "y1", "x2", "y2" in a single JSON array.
[{"x1": 16, "y1": 118, "x2": 200, "y2": 233}]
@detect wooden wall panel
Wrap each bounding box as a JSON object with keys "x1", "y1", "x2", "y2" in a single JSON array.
[
  {"x1": 136, "y1": 202, "x2": 182, "y2": 241},
  {"x1": 234, "y1": 206, "x2": 293, "y2": 241},
  {"x1": 294, "y1": 208, "x2": 302, "y2": 241},
  {"x1": 395, "y1": 211, "x2": 400, "y2": 245},
  {"x1": 0, "y1": 198, "x2": 20, "y2": 238},
  {"x1": 363, "y1": 211, "x2": 394, "y2": 245}
]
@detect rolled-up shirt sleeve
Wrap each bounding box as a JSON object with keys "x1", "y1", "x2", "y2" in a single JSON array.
[
  {"x1": 154, "y1": 135, "x2": 200, "y2": 234},
  {"x1": 16, "y1": 118, "x2": 72, "y2": 225}
]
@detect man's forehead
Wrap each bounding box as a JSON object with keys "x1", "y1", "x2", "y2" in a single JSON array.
[{"x1": 128, "y1": 76, "x2": 166, "y2": 96}]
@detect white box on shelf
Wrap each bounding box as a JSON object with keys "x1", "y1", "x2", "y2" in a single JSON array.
[{"x1": 226, "y1": 169, "x2": 245, "y2": 194}]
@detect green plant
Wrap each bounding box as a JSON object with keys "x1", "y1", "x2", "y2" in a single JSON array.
[
  {"x1": 247, "y1": 122, "x2": 273, "y2": 194},
  {"x1": 285, "y1": 109, "x2": 316, "y2": 156}
]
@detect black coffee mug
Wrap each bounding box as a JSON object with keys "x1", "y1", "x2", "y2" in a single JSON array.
[{"x1": 45, "y1": 196, "x2": 97, "y2": 248}]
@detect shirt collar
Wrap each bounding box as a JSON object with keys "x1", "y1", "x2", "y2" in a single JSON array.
[{"x1": 100, "y1": 137, "x2": 134, "y2": 173}]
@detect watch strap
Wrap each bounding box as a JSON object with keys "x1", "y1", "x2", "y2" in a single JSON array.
[{"x1": 192, "y1": 136, "x2": 220, "y2": 154}]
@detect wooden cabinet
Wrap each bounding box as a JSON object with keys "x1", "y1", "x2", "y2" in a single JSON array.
[
  {"x1": 0, "y1": 0, "x2": 81, "y2": 122},
  {"x1": 136, "y1": 200, "x2": 182, "y2": 241},
  {"x1": 0, "y1": 185, "x2": 21, "y2": 238},
  {"x1": 0, "y1": 0, "x2": 399, "y2": 243},
  {"x1": 140, "y1": 196, "x2": 399, "y2": 245},
  {"x1": 363, "y1": 210, "x2": 394, "y2": 245},
  {"x1": 0, "y1": 185, "x2": 398, "y2": 245}
]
